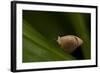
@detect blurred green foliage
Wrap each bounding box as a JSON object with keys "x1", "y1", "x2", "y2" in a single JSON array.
[{"x1": 23, "y1": 10, "x2": 91, "y2": 63}]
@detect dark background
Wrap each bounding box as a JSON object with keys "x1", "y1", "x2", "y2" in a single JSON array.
[{"x1": 22, "y1": 10, "x2": 91, "y2": 62}]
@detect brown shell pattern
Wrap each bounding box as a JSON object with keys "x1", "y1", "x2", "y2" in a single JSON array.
[{"x1": 57, "y1": 35, "x2": 83, "y2": 53}]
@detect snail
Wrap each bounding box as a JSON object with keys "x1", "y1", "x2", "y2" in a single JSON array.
[{"x1": 57, "y1": 35, "x2": 83, "y2": 53}]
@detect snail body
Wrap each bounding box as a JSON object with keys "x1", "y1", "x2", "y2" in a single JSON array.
[{"x1": 57, "y1": 35, "x2": 83, "y2": 53}]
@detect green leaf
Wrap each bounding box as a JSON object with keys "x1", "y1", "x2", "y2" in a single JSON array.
[{"x1": 23, "y1": 20, "x2": 75, "y2": 62}]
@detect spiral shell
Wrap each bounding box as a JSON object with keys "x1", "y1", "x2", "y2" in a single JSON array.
[{"x1": 57, "y1": 35, "x2": 83, "y2": 53}]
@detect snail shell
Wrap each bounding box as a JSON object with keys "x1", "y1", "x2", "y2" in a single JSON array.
[{"x1": 57, "y1": 35, "x2": 83, "y2": 53}]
